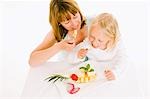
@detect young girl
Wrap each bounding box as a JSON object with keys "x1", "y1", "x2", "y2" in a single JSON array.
[
  {"x1": 67, "y1": 13, "x2": 127, "y2": 80},
  {"x1": 29, "y1": 0, "x2": 88, "y2": 66}
]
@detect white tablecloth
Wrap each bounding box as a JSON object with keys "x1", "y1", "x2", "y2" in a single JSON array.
[{"x1": 21, "y1": 60, "x2": 143, "y2": 98}]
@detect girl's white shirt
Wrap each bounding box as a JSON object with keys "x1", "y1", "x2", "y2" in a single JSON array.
[{"x1": 66, "y1": 38, "x2": 128, "y2": 79}]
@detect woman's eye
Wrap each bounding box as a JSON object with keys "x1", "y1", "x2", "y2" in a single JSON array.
[
  {"x1": 73, "y1": 14, "x2": 78, "y2": 19},
  {"x1": 73, "y1": 16, "x2": 77, "y2": 19},
  {"x1": 64, "y1": 21, "x2": 70, "y2": 24}
]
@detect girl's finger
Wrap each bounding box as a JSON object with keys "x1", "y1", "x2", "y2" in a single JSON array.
[
  {"x1": 105, "y1": 73, "x2": 111, "y2": 77},
  {"x1": 106, "y1": 75, "x2": 113, "y2": 80}
]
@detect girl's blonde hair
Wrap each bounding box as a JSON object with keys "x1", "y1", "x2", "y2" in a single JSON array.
[
  {"x1": 49, "y1": 0, "x2": 86, "y2": 42},
  {"x1": 90, "y1": 13, "x2": 120, "y2": 48}
]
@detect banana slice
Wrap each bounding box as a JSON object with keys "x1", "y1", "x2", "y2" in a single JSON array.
[{"x1": 73, "y1": 30, "x2": 77, "y2": 39}]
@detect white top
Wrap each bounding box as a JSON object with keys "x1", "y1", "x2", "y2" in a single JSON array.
[{"x1": 66, "y1": 38, "x2": 128, "y2": 79}]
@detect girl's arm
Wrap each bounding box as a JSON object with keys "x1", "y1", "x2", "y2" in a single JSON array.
[
  {"x1": 66, "y1": 43, "x2": 84, "y2": 64},
  {"x1": 66, "y1": 39, "x2": 89, "y2": 64}
]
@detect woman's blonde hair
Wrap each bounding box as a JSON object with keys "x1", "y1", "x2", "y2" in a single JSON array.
[
  {"x1": 49, "y1": 0, "x2": 86, "y2": 42},
  {"x1": 90, "y1": 13, "x2": 120, "y2": 47}
]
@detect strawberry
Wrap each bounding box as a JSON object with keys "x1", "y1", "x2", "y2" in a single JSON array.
[{"x1": 70, "y1": 74, "x2": 78, "y2": 81}]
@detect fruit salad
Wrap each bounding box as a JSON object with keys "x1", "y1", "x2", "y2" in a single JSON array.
[
  {"x1": 45, "y1": 63, "x2": 97, "y2": 94},
  {"x1": 70, "y1": 64, "x2": 97, "y2": 83}
]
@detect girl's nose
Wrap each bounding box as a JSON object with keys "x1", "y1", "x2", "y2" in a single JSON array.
[{"x1": 92, "y1": 40, "x2": 99, "y2": 48}]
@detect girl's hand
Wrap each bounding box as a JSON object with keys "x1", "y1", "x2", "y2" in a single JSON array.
[
  {"x1": 59, "y1": 39, "x2": 75, "y2": 51},
  {"x1": 104, "y1": 70, "x2": 115, "y2": 80},
  {"x1": 77, "y1": 49, "x2": 88, "y2": 59}
]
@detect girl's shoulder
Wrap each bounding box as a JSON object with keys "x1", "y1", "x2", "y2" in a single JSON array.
[
  {"x1": 116, "y1": 38, "x2": 125, "y2": 49},
  {"x1": 110, "y1": 38, "x2": 125, "y2": 52}
]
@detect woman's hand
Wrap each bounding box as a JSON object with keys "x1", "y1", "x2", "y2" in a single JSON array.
[
  {"x1": 59, "y1": 39, "x2": 75, "y2": 51},
  {"x1": 77, "y1": 49, "x2": 88, "y2": 59},
  {"x1": 104, "y1": 70, "x2": 115, "y2": 80}
]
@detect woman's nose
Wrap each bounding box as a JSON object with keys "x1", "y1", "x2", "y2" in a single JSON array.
[{"x1": 70, "y1": 19, "x2": 77, "y2": 27}]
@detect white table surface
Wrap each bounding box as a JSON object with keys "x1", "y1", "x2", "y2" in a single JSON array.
[{"x1": 21, "y1": 60, "x2": 143, "y2": 98}]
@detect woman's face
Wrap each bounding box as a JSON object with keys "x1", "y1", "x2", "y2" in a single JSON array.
[
  {"x1": 89, "y1": 23, "x2": 111, "y2": 50},
  {"x1": 60, "y1": 12, "x2": 81, "y2": 31}
]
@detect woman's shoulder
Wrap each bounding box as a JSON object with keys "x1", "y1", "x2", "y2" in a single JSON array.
[
  {"x1": 41, "y1": 30, "x2": 57, "y2": 45},
  {"x1": 47, "y1": 30, "x2": 56, "y2": 40}
]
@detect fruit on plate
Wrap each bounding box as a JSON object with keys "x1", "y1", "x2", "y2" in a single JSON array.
[
  {"x1": 66, "y1": 83, "x2": 80, "y2": 94},
  {"x1": 70, "y1": 74, "x2": 78, "y2": 81},
  {"x1": 77, "y1": 74, "x2": 96, "y2": 83},
  {"x1": 77, "y1": 64, "x2": 97, "y2": 83},
  {"x1": 79, "y1": 64, "x2": 94, "y2": 73}
]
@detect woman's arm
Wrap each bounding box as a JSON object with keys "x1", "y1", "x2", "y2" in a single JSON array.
[
  {"x1": 29, "y1": 31, "x2": 61, "y2": 66},
  {"x1": 29, "y1": 31, "x2": 76, "y2": 67},
  {"x1": 29, "y1": 25, "x2": 87, "y2": 67}
]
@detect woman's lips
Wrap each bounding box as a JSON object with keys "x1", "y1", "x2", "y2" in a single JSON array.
[{"x1": 72, "y1": 24, "x2": 80, "y2": 30}]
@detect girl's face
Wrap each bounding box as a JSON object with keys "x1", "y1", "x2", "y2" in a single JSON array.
[
  {"x1": 60, "y1": 12, "x2": 81, "y2": 31},
  {"x1": 89, "y1": 23, "x2": 111, "y2": 50}
]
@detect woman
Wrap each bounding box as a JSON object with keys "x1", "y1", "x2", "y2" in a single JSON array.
[{"x1": 29, "y1": 0, "x2": 88, "y2": 66}]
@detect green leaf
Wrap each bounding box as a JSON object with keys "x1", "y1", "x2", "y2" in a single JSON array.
[
  {"x1": 53, "y1": 77, "x2": 60, "y2": 83},
  {"x1": 60, "y1": 77, "x2": 64, "y2": 81},
  {"x1": 79, "y1": 67, "x2": 86, "y2": 70},
  {"x1": 44, "y1": 76, "x2": 52, "y2": 81},
  {"x1": 86, "y1": 64, "x2": 90, "y2": 70},
  {"x1": 84, "y1": 68, "x2": 88, "y2": 72},
  {"x1": 89, "y1": 68, "x2": 94, "y2": 72},
  {"x1": 45, "y1": 74, "x2": 69, "y2": 83},
  {"x1": 48, "y1": 76, "x2": 57, "y2": 82}
]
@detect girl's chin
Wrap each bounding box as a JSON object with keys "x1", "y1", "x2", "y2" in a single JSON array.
[{"x1": 99, "y1": 46, "x2": 107, "y2": 50}]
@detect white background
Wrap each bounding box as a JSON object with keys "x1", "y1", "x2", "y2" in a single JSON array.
[{"x1": 0, "y1": 0, "x2": 149, "y2": 98}]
